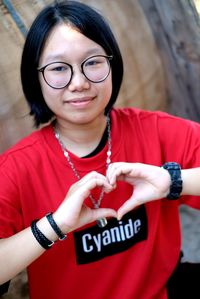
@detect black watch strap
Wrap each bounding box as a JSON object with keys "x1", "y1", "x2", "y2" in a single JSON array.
[{"x1": 162, "y1": 162, "x2": 183, "y2": 200}]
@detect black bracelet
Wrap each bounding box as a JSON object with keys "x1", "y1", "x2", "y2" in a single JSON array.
[
  {"x1": 162, "y1": 162, "x2": 183, "y2": 200},
  {"x1": 46, "y1": 212, "x2": 67, "y2": 240},
  {"x1": 31, "y1": 220, "x2": 54, "y2": 250}
]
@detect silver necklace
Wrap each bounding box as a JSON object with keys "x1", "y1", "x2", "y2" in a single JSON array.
[{"x1": 54, "y1": 116, "x2": 111, "y2": 228}]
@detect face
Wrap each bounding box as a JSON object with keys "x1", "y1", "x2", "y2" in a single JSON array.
[{"x1": 38, "y1": 24, "x2": 112, "y2": 127}]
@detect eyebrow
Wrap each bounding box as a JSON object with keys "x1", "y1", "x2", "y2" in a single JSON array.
[{"x1": 43, "y1": 47, "x2": 105, "y2": 64}]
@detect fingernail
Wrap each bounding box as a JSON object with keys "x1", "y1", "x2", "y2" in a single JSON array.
[{"x1": 117, "y1": 214, "x2": 121, "y2": 221}]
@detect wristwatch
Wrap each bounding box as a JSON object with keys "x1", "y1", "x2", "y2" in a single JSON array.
[{"x1": 162, "y1": 162, "x2": 183, "y2": 200}]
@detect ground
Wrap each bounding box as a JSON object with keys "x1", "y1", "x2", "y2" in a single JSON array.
[{"x1": 180, "y1": 205, "x2": 200, "y2": 263}]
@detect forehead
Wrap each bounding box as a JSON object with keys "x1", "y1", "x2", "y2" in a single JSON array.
[{"x1": 39, "y1": 24, "x2": 105, "y2": 65}]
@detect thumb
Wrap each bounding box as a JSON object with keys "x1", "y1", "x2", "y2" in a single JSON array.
[
  {"x1": 117, "y1": 197, "x2": 143, "y2": 220},
  {"x1": 91, "y1": 208, "x2": 117, "y2": 222}
]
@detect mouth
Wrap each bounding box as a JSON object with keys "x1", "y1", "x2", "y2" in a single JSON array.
[{"x1": 65, "y1": 97, "x2": 94, "y2": 107}]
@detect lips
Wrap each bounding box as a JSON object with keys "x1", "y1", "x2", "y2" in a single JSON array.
[{"x1": 64, "y1": 97, "x2": 94, "y2": 106}]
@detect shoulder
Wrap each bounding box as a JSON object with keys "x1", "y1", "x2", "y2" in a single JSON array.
[
  {"x1": 0, "y1": 125, "x2": 53, "y2": 167},
  {"x1": 111, "y1": 107, "x2": 170, "y2": 120},
  {"x1": 111, "y1": 107, "x2": 200, "y2": 149},
  {"x1": 111, "y1": 107, "x2": 200, "y2": 129}
]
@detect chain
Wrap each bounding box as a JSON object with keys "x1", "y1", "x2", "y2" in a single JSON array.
[{"x1": 54, "y1": 116, "x2": 111, "y2": 209}]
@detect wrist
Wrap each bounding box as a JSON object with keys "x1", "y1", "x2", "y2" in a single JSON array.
[
  {"x1": 31, "y1": 214, "x2": 68, "y2": 250},
  {"x1": 181, "y1": 168, "x2": 200, "y2": 196},
  {"x1": 53, "y1": 210, "x2": 72, "y2": 234},
  {"x1": 36, "y1": 216, "x2": 59, "y2": 242}
]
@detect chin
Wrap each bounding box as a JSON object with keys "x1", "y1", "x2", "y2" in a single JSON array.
[{"x1": 69, "y1": 110, "x2": 105, "y2": 124}]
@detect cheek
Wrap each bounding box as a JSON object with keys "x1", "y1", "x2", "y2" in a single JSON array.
[
  {"x1": 39, "y1": 76, "x2": 58, "y2": 105},
  {"x1": 107, "y1": 74, "x2": 113, "y2": 94},
  {"x1": 40, "y1": 83, "x2": 62, "y2": 113},
  {"x1": 38, "y1": 76, "x2": 49, "y2": 102},
  {"x1": 99, "y1": 76, "x2": 112, "y2": 103},
  {"x1": 39, "y1": 76, "x2": 49, "y2": 97}
]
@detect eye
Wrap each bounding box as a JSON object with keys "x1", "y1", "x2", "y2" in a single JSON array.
[
  {"x1": 86, "y1": 59, "x2": 98, "y2": 66},
  {"x1": 85, "y1": 57, "x2": 104, "y2": 67},
  {"x1": 52, "y1": 66, "x2": 66, "y2": 71},
  {"x1": 47, "y1": 63, "x2": 70, "y2": 72}
]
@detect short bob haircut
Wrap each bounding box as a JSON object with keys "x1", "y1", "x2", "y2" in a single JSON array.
[{"x1": 21, "y1": 0, "x2": 124, "y2": 127}]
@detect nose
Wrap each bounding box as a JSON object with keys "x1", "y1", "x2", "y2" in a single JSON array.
[{"x1": 67, "y1": 65, "x2": 90, "y2": 91}]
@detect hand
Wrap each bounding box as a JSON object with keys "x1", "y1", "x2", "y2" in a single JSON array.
[
  {"x1": 53, "y1": 171, "x2": 116, "y2": 233},
  {"x1": 107, "y1": 162, "x2": 171, "y2": 220}
]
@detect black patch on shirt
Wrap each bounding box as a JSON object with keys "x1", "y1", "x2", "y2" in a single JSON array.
[{"x1": 73, "y1": 205, "x2": 148, "y2": 264}]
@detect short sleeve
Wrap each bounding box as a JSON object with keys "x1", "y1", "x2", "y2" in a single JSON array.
[
  {"x1": 158, "y1": 114, "x2": 200, "y2": 209},
  {"x1": 0, "y1": 154, "x2": 23, "y2": 238}
]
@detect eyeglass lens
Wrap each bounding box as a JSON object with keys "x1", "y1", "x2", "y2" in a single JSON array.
[{"x1": 42, "y1": 55, "x2": 111, "y2": 89}]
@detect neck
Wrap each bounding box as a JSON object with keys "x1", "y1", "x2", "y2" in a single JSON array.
[{"x1": 54, "y1": 115, "x2": 108, "y2": 157}]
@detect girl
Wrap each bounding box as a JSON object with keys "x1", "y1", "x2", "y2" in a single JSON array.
[{"x1": 0, "y1": 1, "x2": 200, "y2": 298}]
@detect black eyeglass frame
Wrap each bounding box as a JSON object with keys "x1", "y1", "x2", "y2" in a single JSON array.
[{"x1": 37, "y1": 55, "x2": 113, "y2": 89}]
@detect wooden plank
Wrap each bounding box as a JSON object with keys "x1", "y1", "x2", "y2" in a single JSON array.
[
  {"x1": 139, "y1": 0, "x2": 200, "y2": 121},
  {"x1": 0, "y1": 1, "x2": 51, "y2": 153},
  {"x1": 2, "y1": 0, "x2": 27, "y2": 36},
  {"x1": 0, "y1": 3, "x2": 32, "y2": 153},
  {"x1": 9, "y1": 0, "x2": 51, "y2": 28}
]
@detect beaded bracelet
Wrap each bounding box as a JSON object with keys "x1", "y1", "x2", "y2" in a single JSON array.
[
  {"x1": 162, "y1": 162, "x2": 183, "y2": 200},
  {"x1": 46, "y1": 212, "x2": 67, "y2": 240},
  {"x1": 31, "y1": 220, "x2": 54, "y2": 250}
]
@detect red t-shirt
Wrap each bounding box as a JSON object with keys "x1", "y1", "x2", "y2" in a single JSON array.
[{"x1": 1, "y1": 108, "x2": 200, "y2": 299}]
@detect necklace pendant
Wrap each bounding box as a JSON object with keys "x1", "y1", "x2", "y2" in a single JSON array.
[{"x1": 96, "y1": 217, "x2": 107, "y2": 228}]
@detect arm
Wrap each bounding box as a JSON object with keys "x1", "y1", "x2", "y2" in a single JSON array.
[
  {"x1": 0, "y1": 171, "x2": 116, "y2": 284},
  {"x1": 181, "y1": 168, "x2": 200, "y2": 196},
  {"x1": 0, "y1": 222, "x2": 48, "y2": 284}
]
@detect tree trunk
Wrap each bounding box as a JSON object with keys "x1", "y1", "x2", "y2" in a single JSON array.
[{"x1": 138, "y1": 0, "x2": 200, "y2": 121}]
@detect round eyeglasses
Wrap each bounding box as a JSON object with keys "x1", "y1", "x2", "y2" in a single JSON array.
[{"x1": 37, "y1": 55, "x2": 113, "y2": 89}]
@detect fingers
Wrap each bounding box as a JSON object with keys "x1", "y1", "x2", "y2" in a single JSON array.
[
  {"x1": 65, "y1": 163, "x2": 167, "y2": 225},
  {"x1": 78, "y1": 171, "x2": 114, "y2": 193},
  {"x1": 107, "y1": 162, "x2": 136, "y2": 185},
  {"x1": 90, "y1": 208, "x2": 117, "y2": 222},
  {"x1": 107, "y1": 162, "x2": 164, "y2": 185},
  {"x1": 68, "y1": 171, "x2": 114, "y2": 204},
  {"x1": 117, "y1": 197, "x2": 143, "y2": 220}
]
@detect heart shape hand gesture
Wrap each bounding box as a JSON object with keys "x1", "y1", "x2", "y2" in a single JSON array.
[{"x1": 53, "y1": 163, "x2": 171, "y2": 234}]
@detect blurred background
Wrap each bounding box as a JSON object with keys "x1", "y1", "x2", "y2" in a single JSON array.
[{"x1": 0, "y1": 0, "x2": 200, "y2": 298}]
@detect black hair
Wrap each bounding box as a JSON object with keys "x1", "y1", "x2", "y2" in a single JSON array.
[{"x1": 21, "y1": 0, "x2": 124, "y2": 127}]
